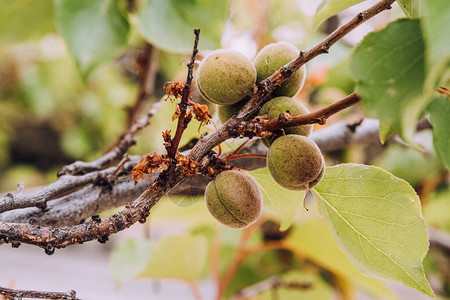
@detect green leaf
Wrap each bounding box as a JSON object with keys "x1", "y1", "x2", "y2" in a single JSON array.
[
  {"x1": 54, "y1": 0, "x2": 130, "y2": 79},
  {"x1": 139, "y1": 234, "x2": 208, "y2": 281},
  {"x1": 0, "y1": 0, "x2": 55, "y2": 44},
  {"x1": 421, "y1": 0, "x2": 450, "y2": 94},
  {"x1": 313, "y1": 164, "x2": 433, "y2": 296},
  {"x1": 374, "y1": 130, "x2": 443, "y2": 187},
  {"x1": 424, "y1": 187, "x2": 450, "y2": 233},
  {"x1": 110, "y1": 239, "x2": 153, "y2": 287},
  {"x1": 312, "y1": 0, "x2": 365, "y2": 30},
  {"x1": 427, "y1": 96, "x2": 450, "y2": 169},
  {"x1": 250, "y1": 168, "x2": 305, "y2": 231},
  {"x1": 137, "y1": 0, "x2": 230, "y2": 53},
  {"x1": 286, "y1": 220, "x2": 397, "y2": 299},
  {"x1": 350, "y1": 19, "x2": 426, "y2": 142},
  {"x1": 396, "y1": 0, "x2": 420, "y2": 18}
]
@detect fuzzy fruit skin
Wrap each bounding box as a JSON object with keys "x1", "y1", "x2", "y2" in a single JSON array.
[
  {"x1": 267, "y1": 135, "x2": 324, "y2": 190},
  {"x1": 196, "y1": 49, "x2": 256, "y2": 105},
  {"x1": 259, "y1": 96, "x2": 312, "y2": 146},
  {"x1": 254, "y1": 41, "x2": 306, "y2": 97},
  {"x1": 217, "y1": 99, "x2": 247, "y2": 123},
  {"x1": 205, "y1": 170, "x2": 263, "y2": 228},
  {"x1": 309, "y1": 159, "x2": 325, "y2": 189}
]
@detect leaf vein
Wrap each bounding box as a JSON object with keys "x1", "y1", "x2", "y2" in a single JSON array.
[
  {"x1": 315, "y1": 192, "x2": 429, "y2": 292},
  {"x1": 319, "y1": 192, "x2": 408, "y2": 209}
]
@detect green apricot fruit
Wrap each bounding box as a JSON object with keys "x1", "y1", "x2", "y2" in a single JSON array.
[
  {"x1": 217, "y1": 99, "x2": 247, "y2": 123},
  {"x1": 205, "y1": 170, "x2": 263, "y2": 228},
  {"x1": 254, "y1": 41, "x2": 306, "y2": 97},
  {"x1": 196, "y1": 49, "x2": 256, "y2": 105},
  {"x1": 267, "y1": 135, "x2": 324, "y2": 190},
  {"x1": 309, "y1": 161, "x2": 325, "y2": 189},
  {"x1": 259, "y1": 96, "x2": 312, "y2": 146}
]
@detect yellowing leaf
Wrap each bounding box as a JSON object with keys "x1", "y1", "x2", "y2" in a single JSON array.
[
  {"x1": 314, "y1": 164, "x2": 433, "y2": 296},
  {"x1": 285, "y1": 220, "x2": 397, "y2": 300},
  {"x1": 0, "y1": 0, "x2": 55, "y2": 44},
  {"x1": 110, "y1": 239, "x2": 153, "y2": 287},
  {"x1": 139, "y1": 234, "x2": 207, "y2": 281}
]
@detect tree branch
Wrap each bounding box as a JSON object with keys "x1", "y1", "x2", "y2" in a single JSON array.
[
  {"x1": 0, "y1": 176, "x2": 173, "y2": 252},
  {"x1": 0, "y1": 90, "x2": 357, "y2": 215},
  {"x1": 0, "y1": 157, "x2": 141, "y2": 214},
  {"x1": 0, "y1": 171, "x2": 148, "y2": 227},
  {"x1": 0, "y1": 1, "x2": 396, "y2": 250},
  {"x1": 125, "y1": 43, "x2": 159, "y2": 128},
  {"x1": 1, "y1": 116, "x2": 432, "y2": 229},
  {"x1": 263, "y1": 92, "x2": 361, "y2": 131},
  {"x1": 166, "y1": 29, "x2": 200, "y2": 158},
  {"x1": 188, "y1": 0, "x2": 395, "y2": 162},
  {"x1": 0, "y1": 287, "x2": 79, "y2": 300},
  {"x1": 57, "y1": 101, "x2": 162, "y2": 176}
]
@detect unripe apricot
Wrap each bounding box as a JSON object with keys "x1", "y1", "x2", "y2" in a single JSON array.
[
  {"x1": 254, "y1": 41, "x2": 306, "y2": 97},
  {"x1": 309, "y1": 161, "x2": 325, "y2": 189},
  {"x1": 205, "y1": 170, "x2": 262, "y2": 228},
  {"x1": 217, "y1": 99, "x2": 246, "y2": 123},
  {"x1": 259, "y1": 96, "x2": 312, "y2": 146},
  {"x1": 267, "y1": 135, "x2": 324, "y2": 190},
  {"x1": 196, "y1": 49, "x2": 256, "y2": 105}
]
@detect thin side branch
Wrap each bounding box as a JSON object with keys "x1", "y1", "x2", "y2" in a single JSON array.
[
  {"x1": 57, "y1": 101, "x2": 162, "y2": 176},
  {"x1": 166, "y1": 29, "x2": 201, "y2": 158},
  {"x1": 263, "y1": 92, "x2": 361, "y2": 131},
  {"x1": 230, "y1": 92, "x2": 361, "y2": 138},
  {"x1": 189, "y1": 0, "x2": 395, "y2": 162},
  {"x1": 0, "y1": 1, "x2": 395, "y2": 249},
  {"x1": 126, "y1": 43, "x2": 159, "y2": 127},
  {"x1": 1, "y1": 117, "x2": 431, "y2": 228},
  {"x1": 0, "y1": 287, "x2": 79, "y2": 300},
  {"x1": 0, "y1": 157, "x2": 140, "y2": 214},
  {"x1": 0, "y1": 176, "x2": 172, "y2": 251}
]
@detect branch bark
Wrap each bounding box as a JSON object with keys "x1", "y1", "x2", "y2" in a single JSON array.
[
  {"x1": 0, "y1": 157, "x2": 141, "y2": 214},
  {"x1": 166, "y1": 29, "x2": 200, "y2": 158},
  {"x1": 0, "y1": 0, "x2": 396, "y2": 250},
  {"x1": 125, "y1": 43, "x2": 159, "y2": 128},
  {"x1": 0, "y1": 287, "x2": 79, "y2": 300},
  {"x1": 263, "y1": 92, "x2": 361, "y2": 131},
  {"x1": 0, "y1": 118, "x2": 380, "y2": 227},
  {"x1": 58, "y1": 101, "x2": 162, "y2": 176},
  {"x1": 188, "y1": 0, "x2": 395, "y2": 162}
]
